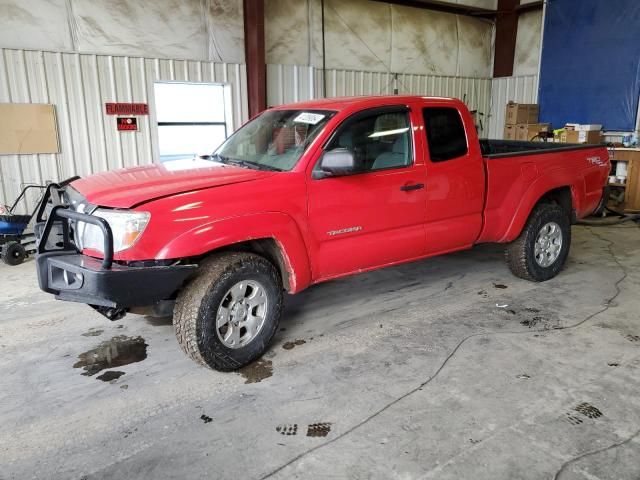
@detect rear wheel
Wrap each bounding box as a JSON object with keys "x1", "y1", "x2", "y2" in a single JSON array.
[
  {"x1": 2, "y1": 241, "x2": 26, "y2": 266},
  {"x1": 173, "y1": 252, "x2": 283, "y2": 371},
  {"x1": 506, "y1": 203, "x2": 571, "y2": 282}
]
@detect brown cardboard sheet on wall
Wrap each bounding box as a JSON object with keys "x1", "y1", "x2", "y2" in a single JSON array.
[{"x1": 0, "y1": 103, "x2": 60, "y2": 154}]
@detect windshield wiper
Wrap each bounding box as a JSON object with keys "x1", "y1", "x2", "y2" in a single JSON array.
[
  {"x1": 214, "y1": 155, "x2": 282, "y2": 172},
  {"x1": 209, "y1": 153, "x2": 283, "y2": 171}
]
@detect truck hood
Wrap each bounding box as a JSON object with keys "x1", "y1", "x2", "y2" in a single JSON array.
[{"x1": 71, "y1": 161, "x2": 275, "y2": 208}]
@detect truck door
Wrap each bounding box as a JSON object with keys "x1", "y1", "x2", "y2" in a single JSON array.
[
  {"x1": 307, "y1": 106, "x2": 428, "y2": 280},
  {"x1": 421, "y1": 106, "x2": 485, "y2": 254}
]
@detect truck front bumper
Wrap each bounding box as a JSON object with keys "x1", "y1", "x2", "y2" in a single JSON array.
[
  {"x1": 36, "y1": 250, "x2": 195, "y2": 309},
  {"x1": 34, "y1": 190, "x2": 196, "y2": 311}
]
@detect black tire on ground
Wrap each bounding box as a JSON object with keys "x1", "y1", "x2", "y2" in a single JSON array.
[
  {"x1": 173, "y1": 252, "x2": 283, "y2": 371},
  {"x1": 505, "y1": 203, "x2": 571, "y2": 282},
  {"x1": 2, "y1": 241, "x2": 26, "y2": 266}
]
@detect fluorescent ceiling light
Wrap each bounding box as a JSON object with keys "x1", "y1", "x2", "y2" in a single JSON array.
[{"x1": 368, "y1": 127, "x2": 409, "y2": 138}]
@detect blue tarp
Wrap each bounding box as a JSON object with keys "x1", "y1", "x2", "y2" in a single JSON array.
[{"x1": 539, "y1": 0, "x2": 640, "y2": 131}]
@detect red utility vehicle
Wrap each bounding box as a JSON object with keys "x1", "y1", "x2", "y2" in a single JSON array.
[{"x1": 35, "y1": 96, "x2": 610, "y2": 370}]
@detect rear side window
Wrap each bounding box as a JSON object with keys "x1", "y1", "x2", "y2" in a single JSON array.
[{"x1": 423, "y1": 108, "x2": 468, "y2": 162}]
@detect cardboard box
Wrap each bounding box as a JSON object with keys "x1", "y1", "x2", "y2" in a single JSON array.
[
  {"x1": 575, "y1": 124, "x2": 602, "y2": 131},
  {"x1": 504, "y1": 124, "x2": 517, "y2": 140},
  {"x1": 516, "y1": 123, "x2": 551, "y2": 141},
  {"x1": 505, "y1": 102, "x2": 539, "y2": 125},
  {"x1": 560, "y1": 129, "x2": 602, "y2": 144}
]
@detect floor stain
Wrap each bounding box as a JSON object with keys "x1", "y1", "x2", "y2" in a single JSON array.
[
  {"x1": 477, "y1": 290, "x2": 488, "y2": 298},
  {"x1": 238, "y1": 359, "x2": 273, "y2": 384},
  {"x1": 625, "y1": 334, "x2": 640, "y2": 343},
  {"x1": 96, "y1": 371, "x2": 125, "y2": 382},
  {"x1": 524, "y1": 307, "x2": 541, "y2": 313},
  {"x1": 520, "y1": 315, "x2": 558, "y2": 330},
  {"x1": 564, "y1": 413, "x2": 584, "y2": 425},
  {"x1": 73, "y1": 335, "x2": 148, "y2": 377},
  {"x1": 607, "y1": 362, "x2": 620, "y2": 367},
  {"x1": 276, "y1": 424, "x2": 298, "y2": 435},
  {"x1": 574, "y1": 402, "x2": 603, "y2": 419},
  {"x1": 145, "y1": 316, "x2": 173, "y2": 327},
  {"x1": 200, "y1": 414, "x2": 212, "y2": 424},
  {"x1": 283, "y1": 339, "x2": 306, "y2": 350},
  {"x1": 81, "y1": 329, "x2": 104, "y2": 337},
  {"x1": 307, "y1": 422, "x2": 332, "y2": 437},
  {"x1": 493, "y1": 283, "x2": 508, "y2": 289},
  {"x1": 520, "y1": 316, "x2": 545, "y2": 328}
]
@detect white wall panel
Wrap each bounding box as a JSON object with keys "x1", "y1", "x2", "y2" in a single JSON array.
[
  {"x1": 513, "y1": 9, "x2": 542, "y2": 76},
  {"x1": 266, "y1": 0, "x2": 494, "y2": 78},
  {"x1": 0, "y1": 48, "x2": 247, "y2": 213},
  {"x1": 0, "y1": 0, "x2": 245, "y2": 63},
  {"x1": 488, "y1": 75, "x2": 539, "y2": 139},
  {"x1": 268, "y1": 64, "x2": 492, "y2": 135}
]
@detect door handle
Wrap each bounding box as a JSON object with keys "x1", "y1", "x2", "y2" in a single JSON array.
[{"x1": 400, "y1": 183, "x2": 425, "y2": 192}]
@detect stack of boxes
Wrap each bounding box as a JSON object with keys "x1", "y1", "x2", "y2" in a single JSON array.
[
  {"x1": 503, "y1": 102, "x2": 551, "y2": 142},
  {"x1": 558, "y1": 124, "x2": 602, "y2": 144}
]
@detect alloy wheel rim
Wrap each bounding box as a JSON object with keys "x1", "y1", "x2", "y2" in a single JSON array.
[
  {"x1": 534, "y1": 221, "x2": 563, "y2": 267},
  {"x1": 215, "y1": 280, "x2": 268, "y2": 349}
]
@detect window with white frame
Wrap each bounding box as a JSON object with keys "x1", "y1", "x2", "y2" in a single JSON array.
[{"x1": 154, "y1": 82, "x2": 229, "y2": 162}]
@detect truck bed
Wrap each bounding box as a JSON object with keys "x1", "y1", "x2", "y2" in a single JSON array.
[
  {"x1": 480, "y1": 139, "x2": 604, "y2": 159},
  {"x1": 477, "y1": 140, "x2": 609, "y2": 244}
]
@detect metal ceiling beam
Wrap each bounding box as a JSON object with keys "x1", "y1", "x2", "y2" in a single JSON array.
[
  {"x1": 515, "y1": 1, "x2": 544, "y2": 14},
  {"x1": 370, "y1": 0, "x2": 498, "y2": 18}
]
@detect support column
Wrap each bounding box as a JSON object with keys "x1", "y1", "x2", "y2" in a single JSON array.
[
  {"x1": 493, "y1": 0, "x2": 519, "y2": 78},
  {"x1": 244, "y1": 0, "x2": 266, "y2": 117}
]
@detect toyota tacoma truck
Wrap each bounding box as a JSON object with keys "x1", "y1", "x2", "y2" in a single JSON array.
[{"x1": 35, "y1": 96, "x2": 610, "y2": 371}]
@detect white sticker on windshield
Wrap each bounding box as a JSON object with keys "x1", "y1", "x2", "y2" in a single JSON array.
[{"x1": 294, "y1": 112, "x2": 325, "y2": 125}]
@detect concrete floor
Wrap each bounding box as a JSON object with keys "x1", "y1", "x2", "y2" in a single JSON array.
[{"x1": 1, "y1": 225, "x2": 640, "y2": 480}]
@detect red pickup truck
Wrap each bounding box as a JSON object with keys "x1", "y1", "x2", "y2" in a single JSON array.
[{"x1": 35, "y1": 96, "x2": 610, "y2": 371}]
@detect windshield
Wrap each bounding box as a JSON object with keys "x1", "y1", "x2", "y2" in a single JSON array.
[{"x1": 213, "y1": 109, "x2": 335, "y2": 171}]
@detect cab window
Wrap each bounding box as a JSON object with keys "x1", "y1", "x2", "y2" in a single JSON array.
[
  {"x1": 325, "y1": 110, "x2": 412, "y2": 172},
  {"x1": 423, "y1": 107, "x2": 468, "y2": 162}
]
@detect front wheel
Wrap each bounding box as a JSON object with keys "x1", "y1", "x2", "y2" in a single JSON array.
[
  {"x1": 173, "y1": 252, "x2": 283, "y2": 371},
  {"x1": 505, "y1": 203, "x2": 571, "y2": 282}
]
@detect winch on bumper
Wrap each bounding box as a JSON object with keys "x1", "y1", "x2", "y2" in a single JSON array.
[{"x1": 35, "y1": 192, "x2": 195, "y2": 320}]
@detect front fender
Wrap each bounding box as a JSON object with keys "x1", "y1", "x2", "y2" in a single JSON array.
[{"x1": 157, "y1": 212, "x2": 312, "y2": 293}]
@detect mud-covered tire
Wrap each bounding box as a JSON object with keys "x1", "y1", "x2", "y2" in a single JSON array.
[
  {"x1": 2, "y1": 241, "x2": 26, "y2": 266},
  {"x1": 173, "y1": 252, "x2": 283, "y2": 371},
  {"x1": 505, "y1": 203, "x2": 571, "y2": 282}
]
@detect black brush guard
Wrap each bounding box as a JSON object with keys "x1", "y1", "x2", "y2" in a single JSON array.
[{"x1": 35, "y1": 181, "x2": 196, "y2": 319}]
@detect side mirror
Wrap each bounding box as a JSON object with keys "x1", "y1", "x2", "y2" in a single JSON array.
[{"x1": 316, "y1": 148, "x2": 357, "y2": 178}]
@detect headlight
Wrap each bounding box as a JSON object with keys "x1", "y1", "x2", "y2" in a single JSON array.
[{"x1": 78, "y1": 209, "x2": 150, "y2": 254}]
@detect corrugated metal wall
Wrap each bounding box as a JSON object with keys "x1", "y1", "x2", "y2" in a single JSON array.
[
  {"x1": 1, "y1": 50, "x2": 532, "y2": 213},
  {"x1": 488, "y1": 74, "x2": 539, "y2": 139},
  {"x1": 267, "y1": 64, "x2": 492, "y2": 135},
  {"x1": 0, "y1": 48, "x2": 248, "y2": 213}
]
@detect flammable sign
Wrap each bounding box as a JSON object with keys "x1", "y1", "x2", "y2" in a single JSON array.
[{"x1": 117, "y1": 117, "x2": 138, "y2": 131}]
